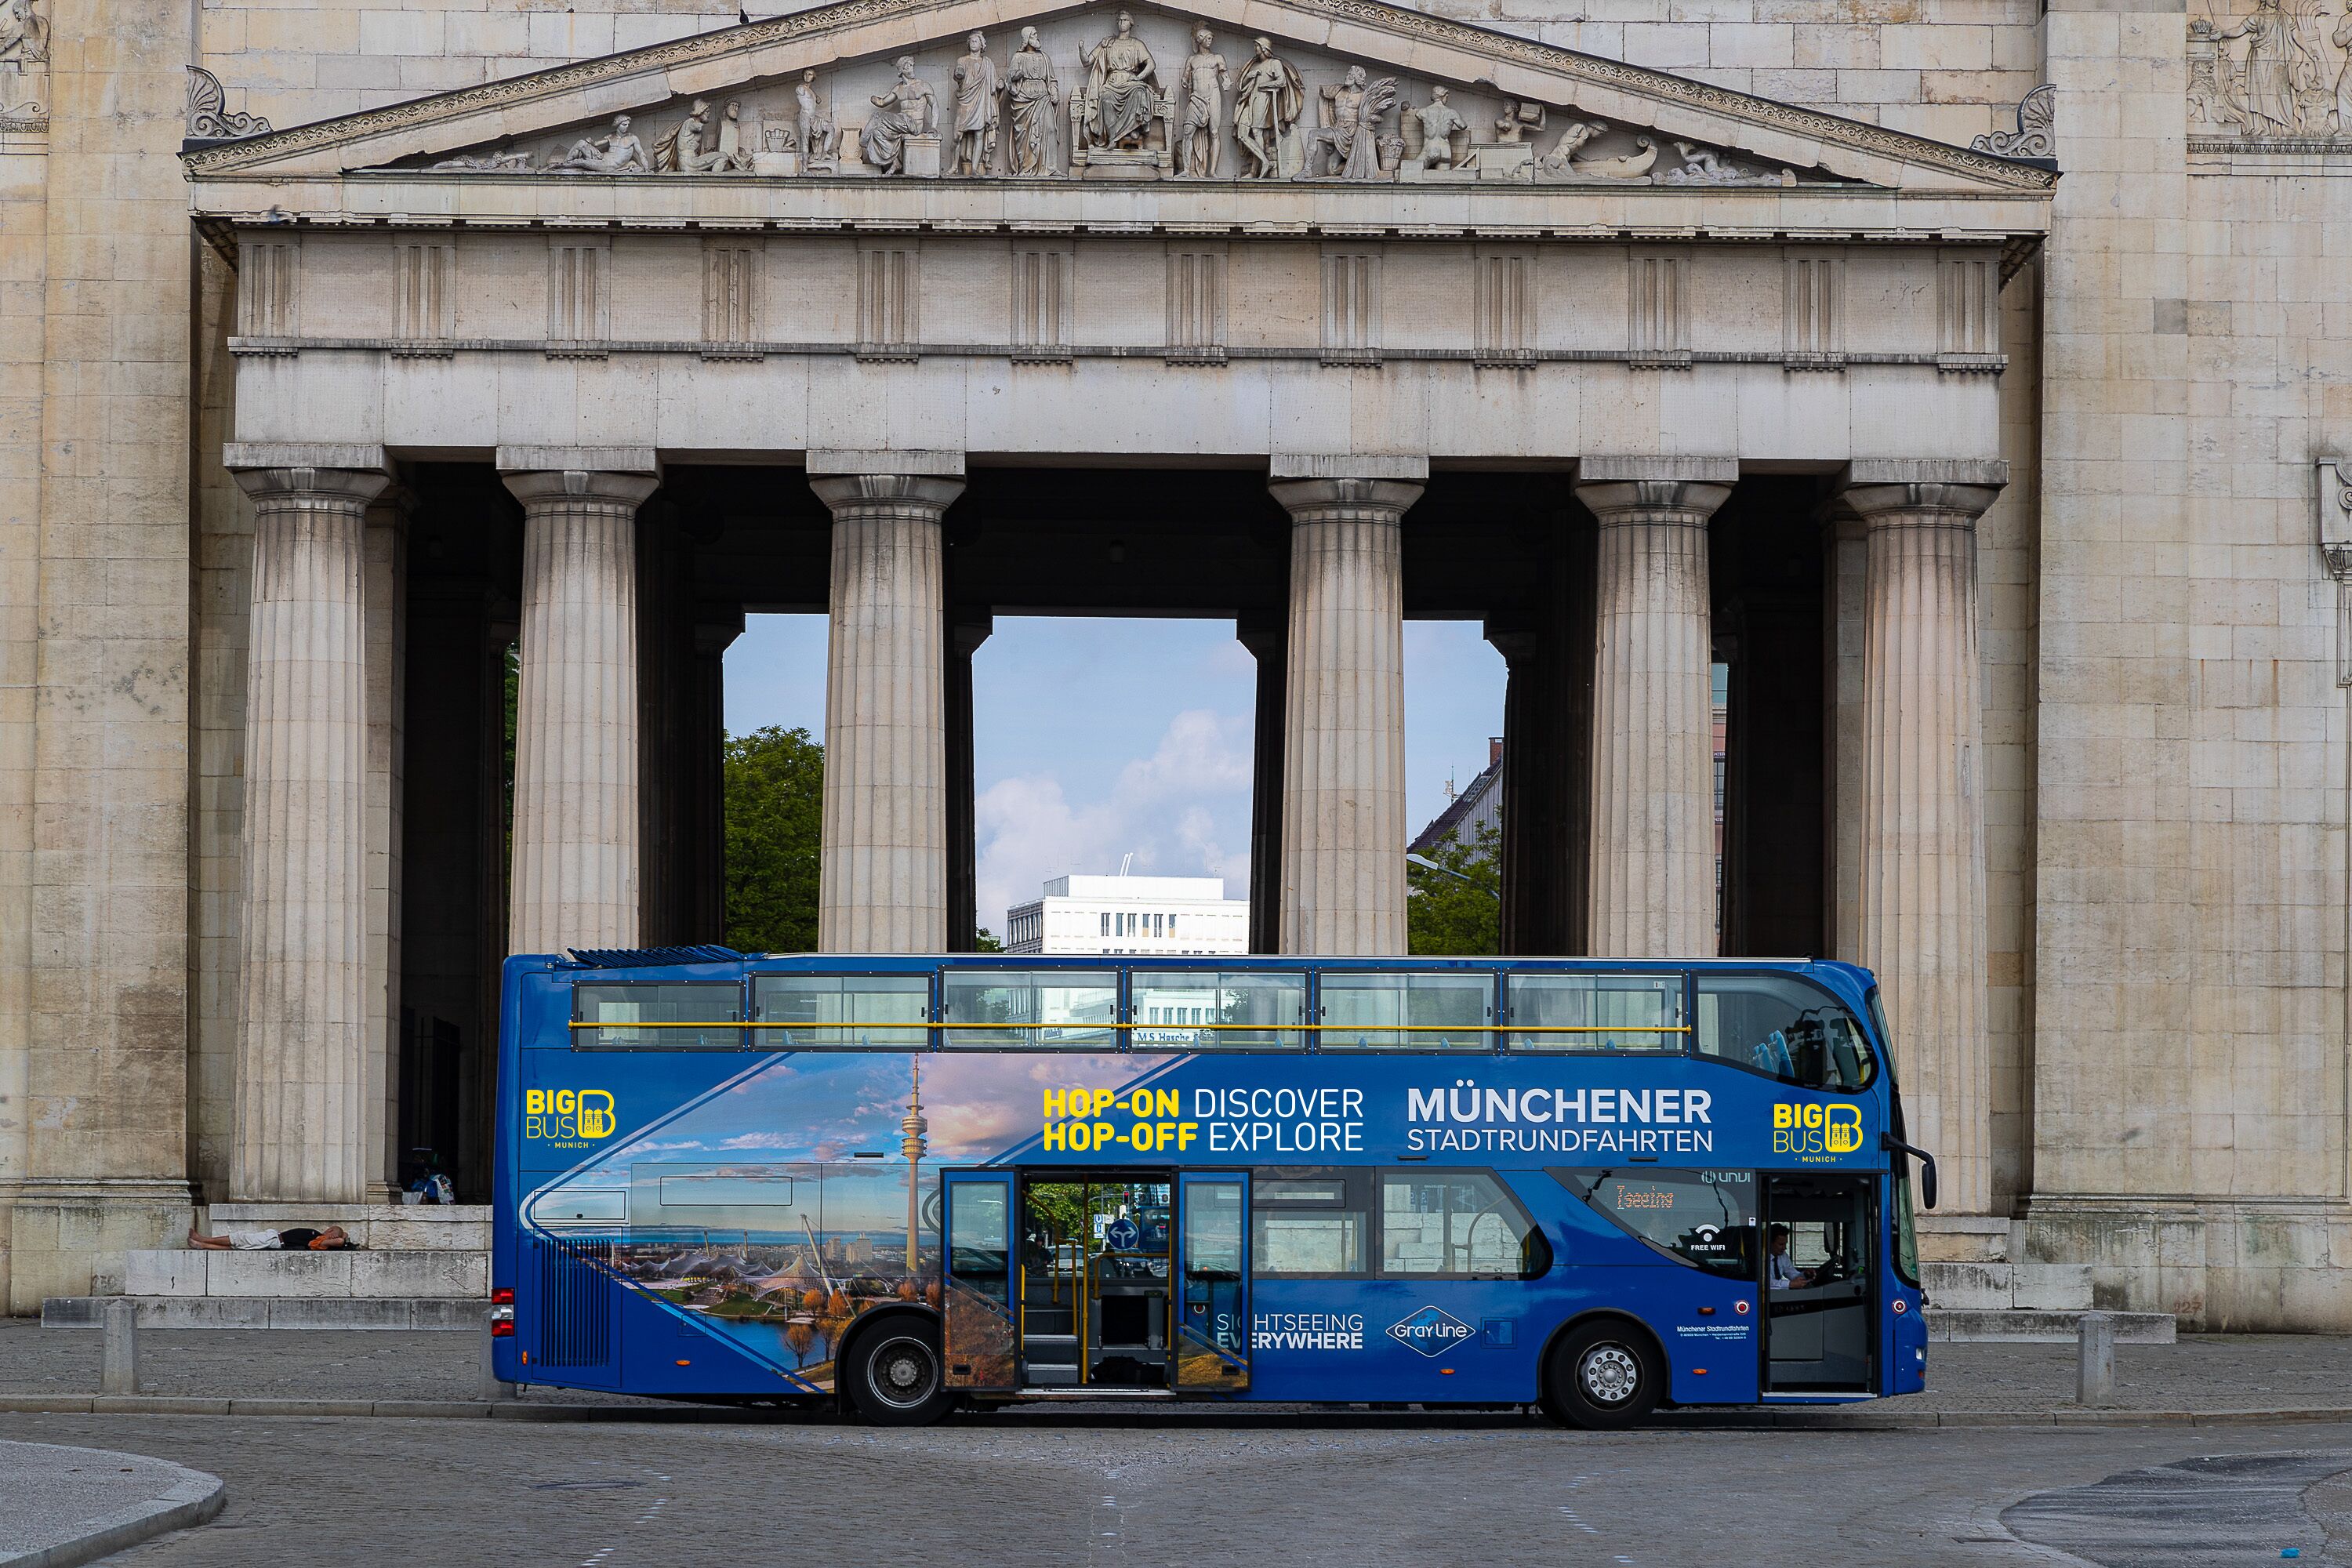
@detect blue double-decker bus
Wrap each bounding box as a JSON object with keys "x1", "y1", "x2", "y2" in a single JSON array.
[{"x1": 492, "y1": 950, "x2": 1937, "y2": 1427}]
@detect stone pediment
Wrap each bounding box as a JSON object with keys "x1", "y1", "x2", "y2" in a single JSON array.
[{"x1": 180, "y1": 0, "x2": 2056, "y2": 197}]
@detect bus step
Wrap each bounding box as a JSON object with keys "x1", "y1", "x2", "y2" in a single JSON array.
[
  {"x1": 1025, "y1": 1333, "x2": 1080, "y2": 1353},
  {"x1": 1025, "y1": 1308, "x2": 1076, "y2": 1335},
  {"x1": 1018, "y1": 1388, "x2": 1176, "y2": 1400},
  {"x1": 1023, "y1": 1363, "x2": 1082, "y2": 1385}
]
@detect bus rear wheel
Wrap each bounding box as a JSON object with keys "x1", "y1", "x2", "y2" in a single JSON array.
[
  {"x1": 1541, "y1": 1322, "x2": 1661, "y2": 1430},
  {"x1": 848, "y1": 1321, "x2": 954, "y2": 1426}
]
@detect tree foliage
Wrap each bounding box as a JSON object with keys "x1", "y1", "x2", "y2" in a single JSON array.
[
  {"x1": 723, "y1": 726, "x2": 824, "y2": 954},
  {"x1": 1406, "y1": 821, "x2": 1501, "y2": 956}
]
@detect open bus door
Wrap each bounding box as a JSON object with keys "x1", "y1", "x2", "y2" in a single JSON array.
[
  {"x1": 1173, "y1": 1172, "x2": 1250, "y2": 1392},
  {"x1": 941, "y1": 1169, "x2": 1018, "y2": 1392},
  {"x1": 1762, "y1": 1173, "x2": 1875, "y2": 1392}
]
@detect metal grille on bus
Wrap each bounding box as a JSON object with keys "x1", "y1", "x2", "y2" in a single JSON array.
[{"x1": 528, "y1": 1236, "x2": 615, "y2": 1369}]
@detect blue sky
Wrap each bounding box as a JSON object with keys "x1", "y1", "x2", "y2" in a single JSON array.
[{"x1": 723, "y1": 616, "x2": 1504, "y2": 934}]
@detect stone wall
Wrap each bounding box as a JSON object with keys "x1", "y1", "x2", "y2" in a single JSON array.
[{"x1": 2027, "y1": 0, "x2": 2352, "y2": 1329}]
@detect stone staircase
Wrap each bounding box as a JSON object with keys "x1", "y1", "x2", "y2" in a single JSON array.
[
  {"x1": 44, "y1": 1203, "x2": 492, "y2": 1330},
  {"x1": 1918, "y1": 1217, "x2": 2175, "y2": 1344}
]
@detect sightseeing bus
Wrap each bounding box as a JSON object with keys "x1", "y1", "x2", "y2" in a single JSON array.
[{"x1": 491, "y1": 949, "x2": 1937, "y2": 1428}]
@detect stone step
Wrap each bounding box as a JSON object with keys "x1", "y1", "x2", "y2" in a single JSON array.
[
  {"x1": 1925, "y1": 1308, "x2": 2176, "y2": 1345},
  {"x1": 201, "y1": 1204, "x2": 489, "y2": 1251},
  {"x1": 1920, "y1": 1260, "x2": 2097, "y2": 1312},
  {"x1": 43, "y1": 1297, "x2": 484, "y2": 1330},
  {"x1": 125, "y1": 1249, "x2": 486, "y2": 1300}
]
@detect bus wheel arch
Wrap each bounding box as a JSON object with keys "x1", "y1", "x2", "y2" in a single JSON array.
[
  {"x1": 833, "y1": 1305, "x2": 953, "y2": 1425},
  {"x1": 1537, "y1": 1311, "x2": 1667, "y2": 1430}
]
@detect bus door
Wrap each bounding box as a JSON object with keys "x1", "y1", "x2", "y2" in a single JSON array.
[
  {"x1": 1761, "y1": 1174, "x2": 1874, "y2": 1392},
  {"x1": 1174, "y1": 1172, "x2": 1250, "y2": 1392},
  {"x1": 941, "y1": 1169, "x2": 1018, "y2": 1392}
]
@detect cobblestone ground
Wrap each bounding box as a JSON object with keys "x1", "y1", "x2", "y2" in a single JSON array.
[
  {"x1": 1, "y1": 1410, "x2": 2347, "y2": 1566},
  {"x1": 5, "y1": 1320, "x2": 2348, "y2": 1414}
]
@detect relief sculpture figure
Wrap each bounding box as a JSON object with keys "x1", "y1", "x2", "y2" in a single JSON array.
[
  {"x1": 1232, "y1": 37, "x2": 1303, "y2": 178},
  {"x1": 656, "y1": 98, "x2": 753, "y2": 172},
  {"x1": 0, "y1": 0, "x2": 45, "y2": 112},
  {"x1": 1082, "y1": 9, "x2": 1158, "y2": 151},
  {"x1": 1175, "y1": 25, "x2": 1230, "y2": 176},
  {"x1": 1298, "y1": 65, "x2": 1398, "y2": 180},
  {"x1": 952, "y1": 32, "x2": 1000, "y2": 175},
  {"x1": 1004, "y1": 27, "x2": 1064, "y2": 175},
  {"x1": 551, "y1": 114, "x2": 652, "y2": 172},
  {"x1": 797, "y1": 70, "x2": 838, "y2": 169},
  {"x1": 861, "y1": 56, "x2": 936, "y2": 176},
  {"x1": 1411, "y1": 85, "x2": 1467, "y2": 169},
  {"x1": 2206, "y1": 0, "x2": 2306, "y2": 135}
]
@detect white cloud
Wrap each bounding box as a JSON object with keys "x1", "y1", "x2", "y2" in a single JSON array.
[{"x1": 975, "y1": 707, "x2": 1253, "y2": 933}]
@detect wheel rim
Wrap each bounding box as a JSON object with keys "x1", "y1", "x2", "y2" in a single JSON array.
[
  {"x1": 1577, "y1": 1343, "x2": 1641, "y2": 1406},
  {"x1": 866, "y1": 1334, "x2": 940, "y2": 1410}
]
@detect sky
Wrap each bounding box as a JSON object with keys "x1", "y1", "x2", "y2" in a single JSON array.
[{"x1": 722, "y1": 615, "x2": 1504, "y2": 935}]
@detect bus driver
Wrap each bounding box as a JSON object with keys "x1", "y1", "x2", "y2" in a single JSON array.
[{"x1": 1766, "y1": 1225, "x2": 1814, "y2": 1291}]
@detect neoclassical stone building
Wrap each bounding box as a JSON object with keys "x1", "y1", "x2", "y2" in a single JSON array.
[{"x1": 0, "y1": 0, "x2": 2343, "y2": 1329}]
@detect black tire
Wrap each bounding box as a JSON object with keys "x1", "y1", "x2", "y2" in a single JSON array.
[
  {"x1": 1539, "y1": 1321, "x2": 1663, "y2": 1430},
  {"x1": 846, "y1": 1319, "x2": 955, "y2": 1425}
]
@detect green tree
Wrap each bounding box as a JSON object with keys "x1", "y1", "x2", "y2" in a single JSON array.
[
  {"x1": 723, "y1": 726, "x2": 824, "y2": 953},
  {"x1": 1406, "y1": 821, "x2": 1501, "y2": 956}
]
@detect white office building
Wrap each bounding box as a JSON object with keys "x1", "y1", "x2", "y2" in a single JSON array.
[{"x1": 1003, "y1": 876, "x2": 1250, "y2": 956}]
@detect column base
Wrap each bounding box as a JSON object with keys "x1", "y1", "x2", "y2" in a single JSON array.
[{"x1": 0, "y1": 1179, "x2": 196, "y2": 1314}]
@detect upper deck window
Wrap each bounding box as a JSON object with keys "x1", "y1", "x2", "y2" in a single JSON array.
[
  {"x1": 1506, "y1": 972, "x2": 1685, "y2": 1053},
  {"x1": 940, "y1": 969, "x2": 1118, "y2": 1050},
  {"x1": 752, "y1": 973, "x2": 929, "y2": 1051},
  {"x1": 1127, "y1": 970, "x2": 1307, "y2": 1051},
  {"x1": 572, "y1": 982, "x2": 741, "y2": 1051},
  {"x1": 1317, "y1": 970, "x2": 1494, "y2": 1051},
  {"x1": 1694, "y1": 972, "x2": 1875, "y2": 1091}
]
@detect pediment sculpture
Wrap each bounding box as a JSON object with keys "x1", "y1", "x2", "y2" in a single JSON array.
[
  {"x1": 2190, "y1": 0, "x2": 2352, "y2": 143},
  {"x1": 397, "y1": 5, "x2": 1829, "y2": 188}
]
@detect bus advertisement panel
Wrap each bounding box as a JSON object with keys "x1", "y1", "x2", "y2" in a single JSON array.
[{"x1": 492, "y1": 953, "x2": 1932, "y2": 1428}]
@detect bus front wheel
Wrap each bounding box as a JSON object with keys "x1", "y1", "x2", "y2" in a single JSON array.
[
  {"x1": 1541, "y1": 1323, "x2": 1662, "y2": 1430},
  {"x1": 848, "y1": 1321, "x2": 955, "y2": 1426}
]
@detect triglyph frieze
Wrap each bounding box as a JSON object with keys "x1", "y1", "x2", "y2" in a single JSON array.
[
  {"x1": 2189, "y1": 0, "x2": 2352, "y2": 143},
  {"x1": 397, "y1": 5, "x2": 1828, "y2": 187}
]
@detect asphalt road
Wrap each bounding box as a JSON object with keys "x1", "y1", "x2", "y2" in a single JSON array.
[{"x1": 3, "y1": 1410, "x2": 2347, "y2": 1567}]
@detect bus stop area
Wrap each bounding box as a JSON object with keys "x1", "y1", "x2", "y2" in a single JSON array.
[{"x1": 2, "y1": 1319, "x2": 2349, "y2": 1428}]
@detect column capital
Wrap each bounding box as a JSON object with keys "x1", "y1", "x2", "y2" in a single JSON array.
[
  {"x1": 224, "y1": 443, "x2": 394, "y2": 509},
  {"x1": 1834, "y1": 459, "x2": 2008, "y2": 526},
  {"x1": 1573, "y1": 460, "x2": 1734, "y2": 527},
  {"x1": 499, "y1": 463, "x2": 660, "y2": 512},
  {"x1": 809, "y1": 473, "x2": 967, "y2": 513},
  {"x1": 1268, "y1": 453, "x2": 1428, "y2": 519}
]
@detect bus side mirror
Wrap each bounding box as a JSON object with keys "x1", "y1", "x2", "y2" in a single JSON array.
[{"x1": 1880, "y1": 1132, "x2": 1939, "y2": 1211}]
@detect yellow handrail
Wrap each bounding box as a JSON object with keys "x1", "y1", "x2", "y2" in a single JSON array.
[{"x1": 570, "y1": 1020, "x2": 1692, "y2": 1033}]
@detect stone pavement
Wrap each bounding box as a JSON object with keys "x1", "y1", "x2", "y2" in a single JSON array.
[
  {"x1": 0, "y1": 1319, "x2": 2348, "y2": 1425},
  {"x1": 0, "y1": 1440, "x2": 223, "y2": 1568}
]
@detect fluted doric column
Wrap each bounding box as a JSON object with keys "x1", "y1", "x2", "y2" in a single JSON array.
[
  {"x1": 226, "y1": 445, "x2": 391, "y2": 1201},
  {"x1": 811, "y1": 453, "x2": 964, "y2": 953},
  {"x1": 1269, "y1": 456, "x2": 1425, "y2": 956},
  {"x1": 1577, "y1": 458, "x2": 1735, "y2": 959},
  {"x1": 1839, "y1": 460, "x2": 2005, "y2": 1218},
  {"x1": 500, "y1": 449, "x2": 660, "y2": 956}
]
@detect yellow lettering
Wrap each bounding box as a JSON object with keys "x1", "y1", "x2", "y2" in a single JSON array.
[
  {"x1": 1773, "y1": 1105, "x2": 1793, "y2": 1129},
  {"x1": 1042, "y1": 1120, "x2": 1070, "y2": 1151},
  {"x1": 1091, "y1": 1088, "x2": 1116, "y2": 1116},
  {"x1": 527, "y1": 1090, "x2": 547, "y2": 1116},
  {"x1": 1043, "y1": 1089, "x2": 1068, "y2": 1120},
  {"x1": 1177, "y1": 1123, "x2": 1197, "y2": 1150},
  {"x1": 1154, "y1": 1088, "x2": 1180, "y2": 1118}
]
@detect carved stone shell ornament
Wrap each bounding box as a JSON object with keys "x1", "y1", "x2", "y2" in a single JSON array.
[{"x1": 186, "y1": 65, "x2": 272, "y2": 140}]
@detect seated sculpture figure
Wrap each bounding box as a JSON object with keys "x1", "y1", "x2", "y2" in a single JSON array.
[
  {"x1": 1297, "y1": 66, "x2": 1396, "y2": 180},
  {"x1": 1081, "y1": 9, "x2": 1159, "y2": 151}
]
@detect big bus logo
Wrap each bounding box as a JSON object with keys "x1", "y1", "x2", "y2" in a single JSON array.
[
  {"x1": 525, "y1": 1088, "x2": 615, "y2": 1142},
  {"x1": 1772, "y1": 1102, "x2": 1864, "y2": 1156}
]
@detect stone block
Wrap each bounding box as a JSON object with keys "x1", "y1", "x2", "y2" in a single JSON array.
[
  {"x1": 205, "y1": 1251, "x2": 355, "y2": 1298},
  {"x1": 349, "y1": 1249, "x2": 488, "y2": 1298},
  {"x1": 2010, "y1": 1263, "x2": 2098, "y2": 1311},
  {"x1": 1920, "y1": 1261, "x2": 2013, "y2": 1309},
  {"x1": 122, "y1": 1250, "x2": 206, "y2": 1296}
]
